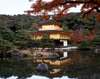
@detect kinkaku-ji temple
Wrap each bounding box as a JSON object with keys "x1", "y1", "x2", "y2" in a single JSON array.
[
  {"x1": 1, "y1": 0, "x2": 100, "y2": 79},
  {"x1": 31, "y1": 20, "x2": 72, "y2": 47}
]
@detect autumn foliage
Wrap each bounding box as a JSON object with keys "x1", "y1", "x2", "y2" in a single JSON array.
[
  {"x1": 71, "y1": 28, "x2": 96, "y2": 43},
  {"x1": 26, "y1": 0, "x2": 100, "y2": 20}
]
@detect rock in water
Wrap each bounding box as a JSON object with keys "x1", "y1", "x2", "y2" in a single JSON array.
[{"x1": 36, "y1": 63, "x2": 48, "y2": 73}]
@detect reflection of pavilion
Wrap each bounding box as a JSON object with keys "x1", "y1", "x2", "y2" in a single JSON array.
[{"x1": 32, "y1": 21, "x2": 72, "y2": 47}]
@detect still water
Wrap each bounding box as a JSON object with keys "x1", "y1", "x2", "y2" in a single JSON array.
[
  {"x1": 0, "y1": 75, "x2": 77, "y2": 79},
  {"x1": 0, "y1": 50, "x2": 100, "y2": 79}
]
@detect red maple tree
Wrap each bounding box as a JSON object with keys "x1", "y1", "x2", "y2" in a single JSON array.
[
  {"x1": 26, "y1": 0, "x2": 100, "y2": 20},
  {"x1": 71, "y1": 28, "x2": 96, "y2": 43}
]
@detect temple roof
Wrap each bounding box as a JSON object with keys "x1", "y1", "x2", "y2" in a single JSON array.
[
  {"x1": 38, "y1": 20, "x2": 62, "y2": 27},
  {"x1": 32, "y1": 31, "x2": 72, "y2": 36}
]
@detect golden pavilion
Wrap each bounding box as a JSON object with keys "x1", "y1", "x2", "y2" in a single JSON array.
[{"x1": 32, "y1": 20, "x2": 72, "y2": 47}]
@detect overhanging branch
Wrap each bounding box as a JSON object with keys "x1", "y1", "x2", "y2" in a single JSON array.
[{"x1": 61, "y1": 0, "x2": 94, "y2": 5}]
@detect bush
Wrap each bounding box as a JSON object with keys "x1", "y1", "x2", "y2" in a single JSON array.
[{"x1": 79, "y1": 41, "x2": 90, "y2": 48}]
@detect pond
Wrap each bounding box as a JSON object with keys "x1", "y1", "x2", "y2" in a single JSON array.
[{"x1": 0, "y1": 50, "x2": 100, "y2": 79}]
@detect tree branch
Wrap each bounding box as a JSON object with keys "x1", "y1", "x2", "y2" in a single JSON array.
[{"x1": 61, "y1": 0, "x2": 94, "y2": 5}]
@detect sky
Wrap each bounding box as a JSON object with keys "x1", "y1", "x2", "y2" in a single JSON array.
[
  {"x1": 0, "y1": 0, "x2": 81, "y2": 15},
  {"x1": 0, "y1": 0, "x2": 32, "y2": 15}
]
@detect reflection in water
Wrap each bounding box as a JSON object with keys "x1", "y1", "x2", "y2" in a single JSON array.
[
  {"x1": 27, "y1": 75, "x2": 49, "y2": 79},
  {"x1": 3, "y1": 76, "x2": 18, "y2": 79},
  {"x1": 0, "y1": 75, "x2": 77, "y2": 79},
  {"x1": 0, "y1": 50, "x2": 100, "y2": 79},
  {"x1": 63, "y1": 51, "x2": 68, "y2": 58},
  {"x1": 27, "y1": 75, "x2": 77, "y2": 79}
]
